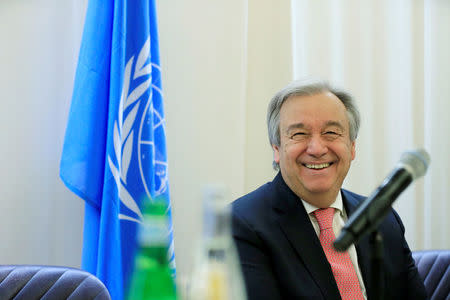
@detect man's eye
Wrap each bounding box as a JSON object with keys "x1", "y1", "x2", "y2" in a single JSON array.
[
  {"x1": 291, "y1": 132, "x2": 307, "y2": 140},
  {"x1": 323, "y1": 131, "x2": 342, "y2": 140}
]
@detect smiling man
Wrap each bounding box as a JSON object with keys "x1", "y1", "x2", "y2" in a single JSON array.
[{"x1": 231, "y1": 79, "x2": 427, "y2": 300}]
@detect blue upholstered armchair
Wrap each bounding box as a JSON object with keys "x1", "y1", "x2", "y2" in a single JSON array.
[
  {"x1": 412, "y1": 250, "x2": 450, "y2": 300},
  {"x1": 0, "y1": 265, "x2": 110, "y2": 299}
]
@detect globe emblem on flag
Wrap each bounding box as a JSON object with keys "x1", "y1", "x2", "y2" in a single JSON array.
[{"x1": 138, "y1": 76, "x2": 169, "y2": 201}]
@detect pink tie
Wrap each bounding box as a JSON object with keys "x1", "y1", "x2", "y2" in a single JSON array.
[{"x1": 313, "y1": 208, "x2": 364, "y2": 300}]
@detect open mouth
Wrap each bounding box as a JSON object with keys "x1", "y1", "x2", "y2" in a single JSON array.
[{"x1": 303, "y1": 162, "x2": 333, "y2": 170}]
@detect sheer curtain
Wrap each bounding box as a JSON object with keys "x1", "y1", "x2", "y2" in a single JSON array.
[{"x1": 290, "y1": 0, "x2": 449, "y2": 250}]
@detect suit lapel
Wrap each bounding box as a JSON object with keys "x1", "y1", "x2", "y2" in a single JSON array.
[{"x1": 272, "y1": 174, "x2": 341, "y2": 300}]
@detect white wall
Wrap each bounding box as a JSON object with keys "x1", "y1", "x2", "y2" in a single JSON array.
[
  {"x1": 156, "y1": 0, "x2": 248, "y2": 279},
  {"x1": 0, "y1": 0, "x2": 87, "y2": 267},
  {"x1": 244, "y1": 0, "x2": 292, "y2": 191}
]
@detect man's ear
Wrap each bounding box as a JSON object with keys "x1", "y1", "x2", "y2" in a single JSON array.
[
  {"x1": 351, "y1": 141, "x2": 356, "y2": 161},
  {"x1": 272, "y1": 144, "x2": 280, "y2": 164}
]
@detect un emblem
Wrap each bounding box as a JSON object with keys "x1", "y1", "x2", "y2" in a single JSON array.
[{"x1": 107, "y1": 36, "x2": 169, "y2": 223}]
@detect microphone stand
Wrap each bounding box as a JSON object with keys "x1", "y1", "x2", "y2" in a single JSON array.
[{"x1": 369, "y1": 230, "x2": 384, "y2": 300}]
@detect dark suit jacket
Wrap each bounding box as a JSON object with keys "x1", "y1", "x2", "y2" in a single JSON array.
[{"x1": 231, "y1": 173, "x2": 427, "y2": 300}]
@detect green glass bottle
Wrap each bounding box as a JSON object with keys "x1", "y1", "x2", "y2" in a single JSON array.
[{"x1": 126, "y1": 198, "x2": 177, "y2": 300}]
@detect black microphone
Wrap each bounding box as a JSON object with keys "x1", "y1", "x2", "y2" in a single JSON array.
[{"x1": 334, "y1": 149, "x2": 430, "y2": 252}]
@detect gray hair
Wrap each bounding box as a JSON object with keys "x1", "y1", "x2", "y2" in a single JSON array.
[{"x1": 267, "y1": 79, "x2": 360, "y2": 170}]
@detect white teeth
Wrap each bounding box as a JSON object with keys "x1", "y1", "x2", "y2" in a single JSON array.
[{"x1": 305, "y1": 163, "x2": 330, "y2": 169}]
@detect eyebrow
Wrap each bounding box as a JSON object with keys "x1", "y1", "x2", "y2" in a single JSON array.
[
  {"x1": 285, "y1": 122, "x2": 307, "y2": 133},
  {"x1": 285, "y1": 121, "x2": 345, "y2": 133},
  {"x1": 324, "y1": 121, "x2": 345, "y2": 130}
]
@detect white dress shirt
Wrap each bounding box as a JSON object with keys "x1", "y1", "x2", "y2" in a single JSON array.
[{"x1": 301, "y1": 192, "x2": 368, "y2": 299}]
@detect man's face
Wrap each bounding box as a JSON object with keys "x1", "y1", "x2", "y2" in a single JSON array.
[{"x1": 273, "y1": 92, "x2": 356, "y2": 208}]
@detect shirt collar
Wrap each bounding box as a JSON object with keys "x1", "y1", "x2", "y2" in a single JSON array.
[{"x1": 301, "y1": 191, "x2": 344, "y2": 216}]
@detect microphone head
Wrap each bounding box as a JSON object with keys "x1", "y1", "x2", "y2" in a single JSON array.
[{"x1": 399, "y1": 149, "x2": 430, "y2": 179}]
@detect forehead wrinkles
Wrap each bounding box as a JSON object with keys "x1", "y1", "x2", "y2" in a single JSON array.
[{"x1": 279, "y1": 95, "x2": 350, "y2": 133}]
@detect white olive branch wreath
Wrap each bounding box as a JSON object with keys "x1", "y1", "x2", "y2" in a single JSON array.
[{"x1": 107, "y1": 37, "x2": 151, "y2": 222}]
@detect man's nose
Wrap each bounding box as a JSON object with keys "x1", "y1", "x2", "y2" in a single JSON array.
[{"x1": 306, "y1": 135, "x2": 327, "y2": 157}]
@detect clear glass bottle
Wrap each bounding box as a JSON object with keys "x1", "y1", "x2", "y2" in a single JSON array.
[
  {"x1": 126, "y1": 198, "x2": 177, "y2": 300},
  {"x1": 188, "y1": 185, "x2": 247, "y2": 300}
]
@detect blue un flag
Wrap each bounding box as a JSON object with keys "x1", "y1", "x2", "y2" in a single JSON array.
[{"x1": 60, "y1": 1, "x2": 174, "y2": 299}]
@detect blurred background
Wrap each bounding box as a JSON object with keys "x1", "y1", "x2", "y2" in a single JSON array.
[{"x1": 0, "y1": 0, "x2": 448, "y2": 283}]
